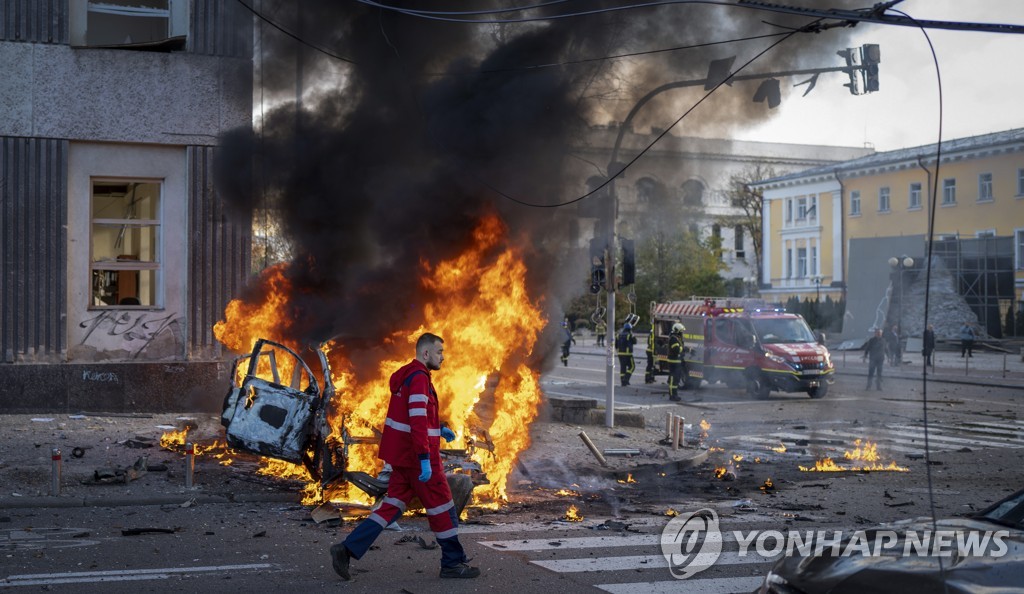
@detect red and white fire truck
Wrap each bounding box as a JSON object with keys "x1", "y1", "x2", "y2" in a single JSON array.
[{"x1": 650, "y1": 297, "x2": 834, "y2": 399}]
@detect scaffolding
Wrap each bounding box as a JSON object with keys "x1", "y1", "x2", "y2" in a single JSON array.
[{"x1": 931, "y1": 236, "x2": 1015, "y2": 337}]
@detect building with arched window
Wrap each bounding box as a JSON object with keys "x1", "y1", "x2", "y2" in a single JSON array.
[{"x1": 567, "y1": 125, "x2": 872, "y2": 291}]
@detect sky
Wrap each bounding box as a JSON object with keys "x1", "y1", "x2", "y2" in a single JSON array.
[{"x1": 731, "y1": 1, "x2": 1024, "y2": 152}]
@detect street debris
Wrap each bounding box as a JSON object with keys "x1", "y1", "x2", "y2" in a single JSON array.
[
  {"x1": 86, "y1": 455, "x2": 149, "y2": 484},
  {"x1": 395, "y1": 534, "x2": 437, "y2": 549},
  {"x1": 121, "y1": 527, "x2": 177, "y2": 536},
  {"x1": 578, "y1": 431, "x2": 609, "y2": 467},
  {"x1": 118, "y1": 436, "x2": 155, "y2": 449}
]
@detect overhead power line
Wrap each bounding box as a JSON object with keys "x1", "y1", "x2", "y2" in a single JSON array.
[{"x1": 738, "y1": 0, "x2": 1024, "y2": 34}]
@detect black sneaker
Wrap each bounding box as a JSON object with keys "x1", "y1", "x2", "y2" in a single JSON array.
[
  {"x1": 440, "y1": 563, "x2": 481, "y2": 579},
  {"x1": 330, "y1": 543, "x2": 351, "y2": 580}
]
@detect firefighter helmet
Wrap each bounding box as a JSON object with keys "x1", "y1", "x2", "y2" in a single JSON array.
[
  {"x1": 672, "y1": 322, "x2": 685, "y2": 334},
  {"x1": 623, "y1": 323, "x2": 632, "y2": 330}
]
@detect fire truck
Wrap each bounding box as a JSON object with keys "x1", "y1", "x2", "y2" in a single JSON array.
[{"x1": 650, "y1": 297, "x2": 834, "y2": 399}]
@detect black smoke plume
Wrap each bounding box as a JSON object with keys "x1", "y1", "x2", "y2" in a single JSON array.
[{"x1": 215, "y1": 1, "x2": 861, "y2": 375}]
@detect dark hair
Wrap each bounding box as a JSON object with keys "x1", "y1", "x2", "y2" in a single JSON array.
[{"x1": 416, "y1": 332, "x2": 444, "y2": 352}]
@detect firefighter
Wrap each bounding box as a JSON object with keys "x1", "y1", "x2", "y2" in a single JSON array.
[
  {"x1": 644, "y1": 321, "x2": 656, "y2": 384},
  {"x1": 560, "y1": 320, "x2": 576, "y2": 367},
  {"x1": 616, "y1": 322, "x2": 637, "y2": 386},
  {"x1": 330, "y1": 333, "x2": 480, "y2": 580},
  {"x1": 668, "y1": 322, "x2": 686, "y2": 401}
]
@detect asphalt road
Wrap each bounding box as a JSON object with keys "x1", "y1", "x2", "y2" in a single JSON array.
[{"x1": 2, "y1": 344, "x2": 1022, "y2": 593}]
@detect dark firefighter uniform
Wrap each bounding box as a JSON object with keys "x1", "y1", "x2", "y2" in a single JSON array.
[
  {"x1": 644, "y1": 324, "x2": 656, "y2": 384},
  {"x1": 339, "y1": 359, "x2": 469, "y2": 569},
  {"x1": 560, "y1": 323, "x2": 576, "y2": 367},
  {"x1": 668, "y1": 329, "x2": 685, "y2": 401},
  {"x1": 616, "y1": 324, "x2": 637, "y2": 386}
]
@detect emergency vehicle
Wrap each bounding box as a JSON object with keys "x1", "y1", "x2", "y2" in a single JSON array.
[{"x1": 650, "y1": 297, "x2": 834, "y2": 399}]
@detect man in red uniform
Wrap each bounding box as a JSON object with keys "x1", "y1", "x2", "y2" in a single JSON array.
[{"x1": 330, "y1": 333, "x2": 480, "y2": 580}]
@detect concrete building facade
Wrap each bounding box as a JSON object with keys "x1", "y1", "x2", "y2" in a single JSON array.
[{"x1": 0, "y1": 0, "x2": 253, "y2": 411}]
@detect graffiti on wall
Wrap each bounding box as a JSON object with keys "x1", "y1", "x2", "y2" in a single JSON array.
[{"x1": 78, "y1": 310, "x2": 183, "y2": 360}]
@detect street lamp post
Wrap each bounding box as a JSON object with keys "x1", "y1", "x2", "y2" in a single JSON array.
[
  {"x1": 811, "y1": 276, "x2": 822, "y2": 330},
  {"x1": 888, "y1": 255, "x2": 914, "y2": 362}
]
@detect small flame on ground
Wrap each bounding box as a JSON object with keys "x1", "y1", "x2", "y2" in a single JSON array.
[
  {"x1": 844, "y1": 439, "x2": 879, "y2": 462},
  {"x1": 617, "y1": 473, "x2": 637, "y2": 484},
  {"x1": 732, "y1": 454, "x2": 744, "y2": 463},
  {"x1": 554, "y1": 489, "x2": 581, "y2": 497},
  {"x1": 714, "y1": 466, "x2": 728, "y2": 479},
  {"x1": 159, "y1": 429, "x2": 189, "y2": 450},
  {"x1": 665, "y1": 508, "x2": 678, "y2": 517},
  {"x1": 769, "y1": 442, "x2": 787, "y2": 453},
  {"x1": 699, "y1": 420, "x2": 711, "y2": 432},
  {"x1": 799, "y1": 456, "x2": 909, "y2": 473},
  {"x1": 564, "y1": 505, "x2": 584, "y2": 522},
  {"x1": 759, "y1": 478, "x2": 775, "y2": 493}
]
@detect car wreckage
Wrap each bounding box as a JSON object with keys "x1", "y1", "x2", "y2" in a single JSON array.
[{"x1": 219, "y1": 338, "x2": 479, "y2": 513}]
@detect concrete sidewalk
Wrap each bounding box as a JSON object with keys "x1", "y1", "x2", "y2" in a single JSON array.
[{"x1": 829, "y1": 347, "x2": 1024, "y2": 389}]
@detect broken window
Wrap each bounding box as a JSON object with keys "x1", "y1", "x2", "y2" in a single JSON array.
[
  {"x1": 70, "y1": 0, "x2": 189, "y2": 50},
  {"x1": 91, "y1": 180, "x2": 161, "y2": 307}
]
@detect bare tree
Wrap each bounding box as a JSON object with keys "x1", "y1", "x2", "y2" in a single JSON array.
[{"x1": 718, "y1": 164, "x2": 778, "y2": 286}]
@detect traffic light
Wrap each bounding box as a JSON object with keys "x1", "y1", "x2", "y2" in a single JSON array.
[
  {"x1": 621, "y1": 238, "x2": 635, "y2": 286},
  {"x1": 861, "y1": 44, "x2": 880, "y2": 93},
  {"x1": 836, "y1": 48, "x2": 859, "y2": 95},
  {"x1": 589, "y1": 238, "x2": 605, "y2": 294}
]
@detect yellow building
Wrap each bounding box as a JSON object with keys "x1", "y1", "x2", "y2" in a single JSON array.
[{"x1": 754, "y1": 128, "x2": 1024, "y2": 337}]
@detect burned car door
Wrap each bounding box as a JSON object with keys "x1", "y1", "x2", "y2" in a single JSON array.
[{"x1": 221, "y1": 339, "x2": 320, "y2": 464}]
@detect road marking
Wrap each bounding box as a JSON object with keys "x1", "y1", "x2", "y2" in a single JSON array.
[
  {"x1": 887, "y1": 425, "x2": 1024, "y2": 449},
  {"x1": 0, "y1": 564, "x2": 273, "y2": 587},
  {"x1": 530, "y1": 550, "x2": 779, "y2": 573},
  {"x1": 480, "y1": 532, "x2": 749, "y2": 551},
  {"x1": 596, "y1": 576, "x2": 765, "y2": 594}
]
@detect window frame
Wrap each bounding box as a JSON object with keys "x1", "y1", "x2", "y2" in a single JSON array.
[
  {"x1": 1016, "y1": 228, "x2": 1024, "y2": 270},
  {"x1": 978, "y1": 172, "x2": 994, "y2": 202},
  {"x1": 849, "y1": 190, "x2": 861, "y2": 216},
  {"x1": 70, "y1": 0, "x2": 189, "y2": 49},
  {"x1": 909, "y1": 182, "x2": 922, "y2": 210},
  {"x1": 796, "y1": 247, "x2": 808, "y2": 278},
  {"x1": 89, "y1": 178, "x2": 163, "y2": 309},
  {"x1": 942, "y1": 178, "x2": 957, "y2": 206},
  {"x1": 878, "y1": 186, "x2": 891, "y2": 212}
]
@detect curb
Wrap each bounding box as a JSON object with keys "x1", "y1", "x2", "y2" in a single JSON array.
[
  {"x1": 833, "y1": 367, "x2": 1021, "y2": 390},
  {"x1": 0, "y1": 491, "x2": 300, "y2": 510}
]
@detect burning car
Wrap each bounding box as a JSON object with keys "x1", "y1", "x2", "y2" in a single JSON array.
[
  {"x1": 220, "y1": 338, "x2": 344, "y2": 488},
  {"x1": 220, "y1": 338, "x2": 477, "y2": 512},
  {"x1": 757, "y1": 487, "x2": 1024, "y2": 593}
]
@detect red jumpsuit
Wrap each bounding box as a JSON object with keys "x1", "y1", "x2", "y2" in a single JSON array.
[{"x1": 341, "y1": 360, "x2": 468, "y2": 568}]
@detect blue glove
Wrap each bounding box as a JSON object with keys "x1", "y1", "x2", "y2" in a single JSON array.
[
  {"x1": 440, "y1": 426, "x2": 456, "y2": 442},
  {"x1": 418, "y1": 458, "x2": 432, "y2": 482}
]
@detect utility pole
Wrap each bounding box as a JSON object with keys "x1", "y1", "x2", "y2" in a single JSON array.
[{"x1": 598, "y1": 49, "x2": 883, "y2": 427}]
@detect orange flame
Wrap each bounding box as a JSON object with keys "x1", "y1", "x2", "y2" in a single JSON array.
[
  {"x1": 564, "y1": 505, "x2": 584, "y2": 522},
  {"x1": 617, "y1": 473, "x2": 637, "y2": 484},
  {"x1": 769, "y1": 442, "x2": 787, "y2": 453},
  {"x1": 214, "y1": 214, "x2": 547, "y2": 505},
  {"x1": 554, "y1": 489, "x2": 581, "y2": 497}
]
